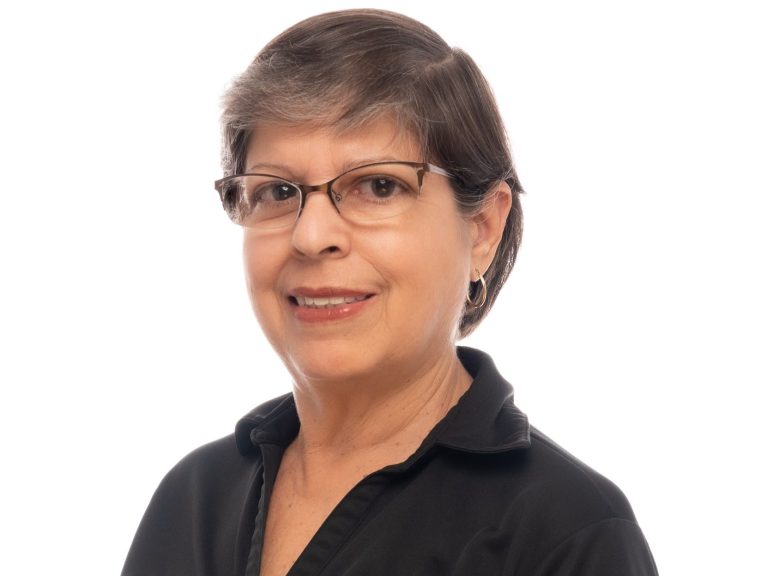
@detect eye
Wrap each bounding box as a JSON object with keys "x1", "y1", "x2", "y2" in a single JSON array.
[
  {"x1": 352, "y1": 175, "x2": 413, "y2": 201},
  {"x1": 331, "y1": 163, "x2": 420, "y2": 219},
  {"x1": 251, "y1": 181, "x2": 300, "y2": 204},
  {"x1": 368, "y1": 177, "x2": 399, "y2": 198}
]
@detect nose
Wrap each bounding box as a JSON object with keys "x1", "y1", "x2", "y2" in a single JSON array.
[{"x1": 291, "y1": 189, "x2": 351, "y2": 259}]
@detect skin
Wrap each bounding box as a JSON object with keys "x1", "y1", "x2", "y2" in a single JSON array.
[{"x1": 243, "y1": 117, "x2": 511, "y2": 576}]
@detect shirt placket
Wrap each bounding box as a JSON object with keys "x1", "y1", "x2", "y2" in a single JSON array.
[{"x1": 244, "y1": 443, "x2": 412, "y2": 576}]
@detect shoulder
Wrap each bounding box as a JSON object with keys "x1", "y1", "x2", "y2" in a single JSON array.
[
  {"x1": 524, "y1": 427, "x2": 637, "y2": 522},
  {"x1": 447, "y1": 347, "x2": 644, "y2": 533},
  {"x1": 171, "y1": 433, "x2": 250, "y2": 473},
  {"x1": 133, "y1": 433, "x2": 260, "y2": 531},
  {"x1": 122, "y1": 434, "x2": 262, "y2": 576},
  {"x1": 158, "y1": 433, "x2": 257, "y2": 493},
  {"x1": 147, "y1": 391, "x2": 296, "y2": 499},
  {"x1": 504, "y1": 428, "x2": 657, "y2": 575}
]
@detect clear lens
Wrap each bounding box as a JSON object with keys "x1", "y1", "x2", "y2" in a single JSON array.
[
  {"x1": 221, "y1": 175, "x2": 302, "y2": 228},
  {"x1": 218, "y1": 162, "x2": 426, "y2": 228},
  {"x1": 333, "y1": 163, "x2": 420, "y2": 222}
]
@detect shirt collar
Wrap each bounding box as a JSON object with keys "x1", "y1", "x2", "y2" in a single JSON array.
[{"x1": 235, "y1": 346, "x2": 531, "y2": 457}]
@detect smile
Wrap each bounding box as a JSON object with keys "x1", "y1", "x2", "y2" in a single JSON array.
[{"x1": 293, "y1": 295, "x2": 369, "y2": 308}]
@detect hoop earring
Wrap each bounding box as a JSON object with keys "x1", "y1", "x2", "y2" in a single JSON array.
[{"x1": 466, "y1": 270, "x2": 487, "y2": 309}]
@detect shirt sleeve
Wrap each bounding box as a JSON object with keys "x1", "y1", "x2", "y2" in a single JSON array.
[
  {"x1": 121, "y1": 436, "x2": 257, "y2": 576},
  {"x1": 121, "y1": 463, "x2": 200, "y2": 576},
  {"x1": 532, "y1": 517, "x2": 658, "y2": 576}
]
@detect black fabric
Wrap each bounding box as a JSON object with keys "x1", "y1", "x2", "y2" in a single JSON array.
[{"x1": 122, "y1": 347, "x2": 658, "y2": 576}]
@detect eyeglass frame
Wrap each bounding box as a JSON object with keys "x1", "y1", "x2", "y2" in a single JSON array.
[{"x1": 213, "y1": 160, "x2": 455, "y2": 227}]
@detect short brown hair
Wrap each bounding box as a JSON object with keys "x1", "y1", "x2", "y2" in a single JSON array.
[{"x1": 221, "y1": 9, "x2": 523, "y2": 337}]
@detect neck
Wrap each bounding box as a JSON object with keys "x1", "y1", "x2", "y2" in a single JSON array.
[{"x1": 289, "y1": 346, "x2": 472, "y2": 459}]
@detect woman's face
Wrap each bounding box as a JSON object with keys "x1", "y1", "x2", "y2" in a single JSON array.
[{"x1": 243, "y1": 118, "x2": 478, "y2": 387}]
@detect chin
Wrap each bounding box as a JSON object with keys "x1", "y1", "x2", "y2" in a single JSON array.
[{"x1": 282, "y1": 344, "x2": 382, "y2": 386}]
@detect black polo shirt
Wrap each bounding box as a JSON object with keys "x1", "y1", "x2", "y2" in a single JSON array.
[{"x1": 122, "y1": 347, "x2": 658, "y2": 575}]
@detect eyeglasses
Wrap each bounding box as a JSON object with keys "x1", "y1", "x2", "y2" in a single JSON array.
[{"x1": 214, "y1": 161, "x2": 453, "y2": 229}]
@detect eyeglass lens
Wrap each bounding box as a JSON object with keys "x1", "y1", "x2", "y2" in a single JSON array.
[{"x1": 221, "y1": 163, "x2": 424, "y2": 229}]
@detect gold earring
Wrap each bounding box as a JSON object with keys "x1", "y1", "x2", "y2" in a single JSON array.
[{"x1": 466, "y1": 269, "x2": 487, "y2": 309}]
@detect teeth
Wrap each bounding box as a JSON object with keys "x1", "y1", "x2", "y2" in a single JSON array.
[{"x1": 295, "y1": 295, "x2": 367, "y2": 308}]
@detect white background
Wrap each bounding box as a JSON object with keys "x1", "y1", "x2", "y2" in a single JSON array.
[{"x1": 1, "y1": 1, "x2": 766, "y2": 574}]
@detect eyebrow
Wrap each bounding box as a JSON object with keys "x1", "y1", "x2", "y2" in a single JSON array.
[
  {"x1": 245, "y1": 161, "x2": 293, "y2": 174},
  {"x1": 246, "y1": 156, "x2": 412, "y2": 178}
]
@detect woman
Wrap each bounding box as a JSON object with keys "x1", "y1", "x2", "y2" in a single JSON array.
[{"x1": 123, "y1": 9, "x2": 657, "y2": 576}]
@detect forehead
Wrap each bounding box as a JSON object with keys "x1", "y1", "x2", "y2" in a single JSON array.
[{"x1": 245, "y1": 117, "x2": 422, "y2": 175}]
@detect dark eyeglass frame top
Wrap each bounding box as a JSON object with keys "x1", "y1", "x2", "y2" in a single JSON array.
[{"x1": 214, "y1": 161, "x2": 454, "y2": 226}]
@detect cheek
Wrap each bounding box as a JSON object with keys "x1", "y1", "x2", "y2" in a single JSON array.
[
  {"x1": 242, "y1": 235, "x2": 285, "y2": 321},
  {"x1": 372, "y1": 214, "x2": 471, "y2": 318},
  {"x1": 422, "y1": 216, "x2": 474, "y2": 320}
]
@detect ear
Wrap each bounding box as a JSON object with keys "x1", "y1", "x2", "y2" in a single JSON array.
[{"x1": 470, "y1": 181, "x2": 512, "y2": 274}]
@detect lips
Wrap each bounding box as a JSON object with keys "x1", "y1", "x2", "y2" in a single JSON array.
[
  {"x1": 288, "y1": 289, "x2": 375, "y2": 322},
  {"x1": 293, "y1": 295, "x2": 369, "y2": 308}
]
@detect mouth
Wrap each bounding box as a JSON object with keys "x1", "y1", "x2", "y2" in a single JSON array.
[
  {"x1": 287, "y1": 289, "x2": 376, "y2": 322},
  {"x1": 290, "y1": 294, "x2": 371, "y2": 308}
]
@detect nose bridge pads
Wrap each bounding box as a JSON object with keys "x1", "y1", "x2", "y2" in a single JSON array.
[
  {"x1": 297, "y1": 183, "x2": 342, "y2": 218},
  {"x1": 329, "y1": 187, "x2": 343, "y2": 213}
]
